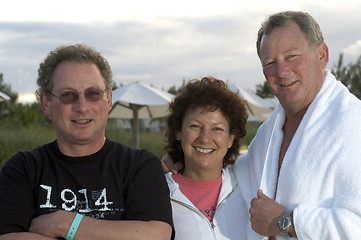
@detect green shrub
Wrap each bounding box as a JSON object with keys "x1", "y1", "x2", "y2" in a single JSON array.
[
  {"x1": 0, "y1": 123, "x2": 56, "y2": 166},
  {"x1": 105, "y1": 122, "x2": 166, "y2": 157}
]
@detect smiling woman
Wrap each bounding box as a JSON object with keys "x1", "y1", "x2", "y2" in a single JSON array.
[{"x1": 164, "y1": 76, "x2": 249, "y2": 239}]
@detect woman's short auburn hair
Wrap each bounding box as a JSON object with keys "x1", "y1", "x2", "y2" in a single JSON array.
[{"x1": 164, "y1": 76, "x2": 248, "y2": 168}]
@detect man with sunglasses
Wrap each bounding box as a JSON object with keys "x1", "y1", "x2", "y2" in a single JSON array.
[{"x1": 0, "y1": 44, "x2": 173, "y2": 240}]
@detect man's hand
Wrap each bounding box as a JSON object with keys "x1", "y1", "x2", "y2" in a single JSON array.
[
  {"x1": 29, "y1": 211, "x2": 74, "y2": 239},
  {"x1": 249, "y1": 190, "x2": 285, "y2": 236},
  {"x1": 161, "y1": 154, "x2": 184, "y2": 174}
]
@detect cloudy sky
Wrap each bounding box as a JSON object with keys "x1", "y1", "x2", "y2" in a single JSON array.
[{"x1": 1, "y1": 0, "x2": 361, "y2": 103}]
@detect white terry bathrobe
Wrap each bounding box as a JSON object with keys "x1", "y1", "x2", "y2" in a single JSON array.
[{"x1": 234, "y1": 70, "x2": 361, "y2": 240}]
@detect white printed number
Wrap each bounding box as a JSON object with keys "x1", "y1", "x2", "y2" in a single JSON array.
[
  {"x1": 95, "y1": 188, "x2": 113, "y2": 211},
  {"x1": 40, "y1": 185, "x2": 113, "y2": 212},
  {"x1": 61, "y1": 189, "x2": 77, "y2": 211},
  {"x1": 40, "y1": 185, "x2": 57, "y2": 208}
]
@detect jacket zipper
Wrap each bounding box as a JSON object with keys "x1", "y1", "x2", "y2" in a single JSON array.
[
  {"x1": 171, "y1": 187, "x2": 234, "y2": 239},
  {"x1": 172, "y1": 199, "x2": 217, "y2": 238}
]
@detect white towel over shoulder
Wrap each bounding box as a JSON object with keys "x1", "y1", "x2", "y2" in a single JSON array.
[{"x1": 235, "y1": 70, "x2": 361, "y2": 240}]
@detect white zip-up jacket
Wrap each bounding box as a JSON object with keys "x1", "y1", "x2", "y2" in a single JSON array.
[{"x1": 166, "y1": 166, "x2": 250, "y2": 240}]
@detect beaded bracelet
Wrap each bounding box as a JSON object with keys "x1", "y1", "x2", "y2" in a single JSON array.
[{"x1": 66, "y1": 213, "x2": 83, "y2": 240}]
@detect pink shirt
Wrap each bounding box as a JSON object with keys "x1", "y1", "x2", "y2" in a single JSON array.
[{"x1": 172, "y1": 174, "x2": 222, "y2": 222}]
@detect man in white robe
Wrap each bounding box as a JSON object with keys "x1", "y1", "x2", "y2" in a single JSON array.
[{"x1": 236, "y1": 11, "x2": 361, "y2": 239}]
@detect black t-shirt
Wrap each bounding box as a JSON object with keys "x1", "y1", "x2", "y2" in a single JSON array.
[{"x1": 0, "y1": 138, "x2": 173, "y2": 235}]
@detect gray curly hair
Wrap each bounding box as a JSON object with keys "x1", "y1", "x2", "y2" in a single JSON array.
[{"x1": 36, "y1": 44, "x2": 113, "y2": 98}]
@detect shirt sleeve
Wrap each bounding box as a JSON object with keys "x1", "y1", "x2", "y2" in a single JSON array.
[
  {"x1": 0, "y1": 152, "x2": 37, "y2": 235},
  {"x1": 124, "y1": 150, "x2": 173, "y2": 226}
]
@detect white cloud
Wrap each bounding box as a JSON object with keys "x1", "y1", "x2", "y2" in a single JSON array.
[
  {"x1": 7, "y1": 0, "x2": 360, "y2": 24},
  {"x1": 343, "y1": 40, "x2": 361, "y2": 56},
  {"x1": 2, "y1": 0, "x2": 240, "y2": 23}
]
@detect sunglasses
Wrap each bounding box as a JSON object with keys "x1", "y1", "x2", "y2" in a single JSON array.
[{"x1": 48, "y1": 88, "x2": 107, "y2": 104}]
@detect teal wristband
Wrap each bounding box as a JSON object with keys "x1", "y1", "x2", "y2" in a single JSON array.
[{"x1": 66, "y1": 213, "x2": 83, "y2": 240}]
